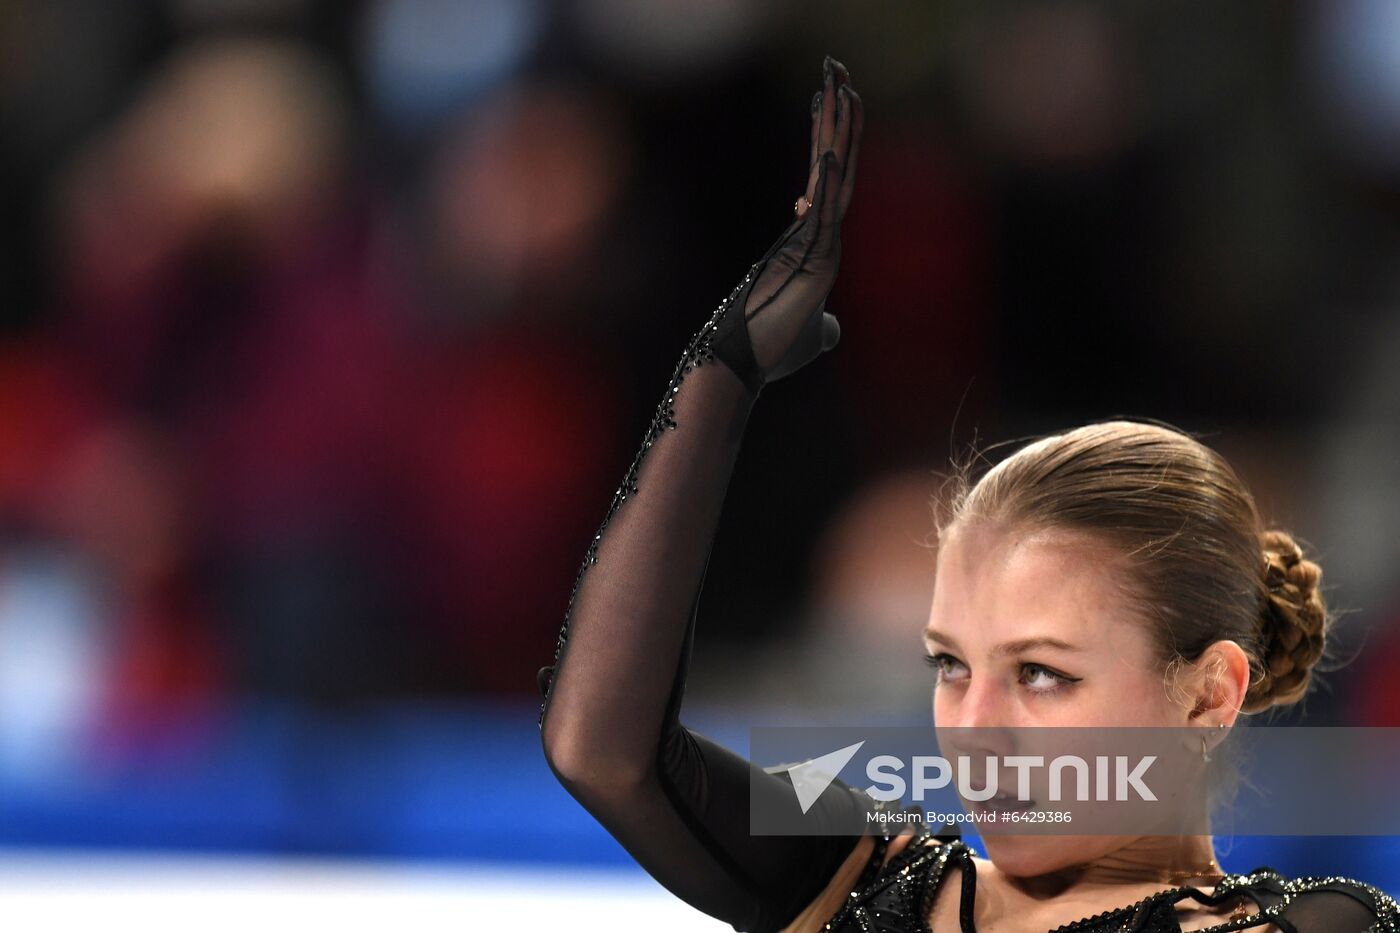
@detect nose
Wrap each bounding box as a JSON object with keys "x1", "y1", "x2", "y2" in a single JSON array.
[
  {"x1": 936, "y1": 674, "x2": 1017, "y2": 759},
  {"x1": 939, "y1": 668, "x2": 1015, "y2": 729}
]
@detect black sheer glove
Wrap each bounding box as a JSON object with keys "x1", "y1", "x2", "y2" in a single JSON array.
[
  {"x1": 709, "y1": 55, "x2": 863, "y2": 396},
  {"x1": 537, "y1": 58, "x2": 871, "y2": 933}
]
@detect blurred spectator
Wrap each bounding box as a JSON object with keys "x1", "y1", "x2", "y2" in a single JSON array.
[{"x1": 0, "y1": 2, "x2": 1395, "y2": 876}]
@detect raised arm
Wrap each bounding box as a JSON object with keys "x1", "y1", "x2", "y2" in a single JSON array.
[{"x1": 537, "y1": 58, "x2": 870, "y2": 933}]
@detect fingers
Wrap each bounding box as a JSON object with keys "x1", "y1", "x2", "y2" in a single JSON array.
[
  {"x1": 801, "y1": 57, "x2": 861, "y2": 222},
  {"x1": 797, "y1": 93, "x2": 819, "y2": 218},
  {"x1": 817, "y1": 56, "x2": 839, "y2": 156},
  {"x1": 837, "y1": 84, "x2": 863, "y2": 218},
  {"x1": 758, "y1": 150, "x2": 840, "y2": 309},
  {"x1": 802, "y1": 57, "x2": 839, "y2": 213},
  {"x1": 828, "y1": 59, "x2": 862, "y2": 220},
  {"x1": 829, "y1": 60, "x2": 852, "y2": 167},
  {"x1": 805, "y1": 149, "x2": 844, "y2": 258}
]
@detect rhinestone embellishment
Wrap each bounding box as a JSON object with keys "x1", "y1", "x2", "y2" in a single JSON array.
[
  {"x1": 815, "y1": 825, "x2": 1400, "y2": 933},
  {"x1": 537, "y1": 263, "x2": 759, "y2": 724}
]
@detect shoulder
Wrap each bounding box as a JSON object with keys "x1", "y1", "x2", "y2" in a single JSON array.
[
  {"x1": 1232, "y1": 868, "x2": 1400, "y2": 932},
  {"x1": 1287, "y1": 873, "x2": 1400, "y2": 930}
]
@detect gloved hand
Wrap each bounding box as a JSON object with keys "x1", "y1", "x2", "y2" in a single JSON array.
[{"x1": 709, "y1": 56, "x2": 864, "y2": 395}]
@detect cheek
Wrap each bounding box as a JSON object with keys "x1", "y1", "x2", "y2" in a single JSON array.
[
  {"x1": 1066, "y1": 665, "x2": 1182, "y2": 727},
  {"x1": 931, "y1": 684, "x2": 970, "y2": 725}
]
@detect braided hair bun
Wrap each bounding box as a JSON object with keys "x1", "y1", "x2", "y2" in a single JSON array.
[
  {"x1": 1243, "y1": 530, "x2": 1330, "y2": 713},
  {"x1": 944, "y1": 420, "x2": 1343, "y2": 718}
]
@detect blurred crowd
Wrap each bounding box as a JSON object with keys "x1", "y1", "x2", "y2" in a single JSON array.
[{"x1": 2, "y1": 0, "x2": 1399, "y2": 784}]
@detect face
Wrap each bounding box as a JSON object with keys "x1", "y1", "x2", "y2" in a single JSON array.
[{"x1": 926, "y1": 519, "x2": 1198, "y2": 874}]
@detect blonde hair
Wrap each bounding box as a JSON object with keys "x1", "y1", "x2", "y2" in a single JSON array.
[{"x1": 936, "y1": 420, "x2": 1331, "y2": 714}]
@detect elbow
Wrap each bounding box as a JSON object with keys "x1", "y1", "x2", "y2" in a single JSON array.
[
  {"x1": 540, "y1": 717, "x2": 651, "y2": 797},
  {"x1": 539, "y1": 720, "x2": 585, "y2": 785}
]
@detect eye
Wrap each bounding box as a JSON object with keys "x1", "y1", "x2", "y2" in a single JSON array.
[
  {"x1": 924, "y1": 652, "x2": 968, "y2": 685},
  {"x1": 1018, "y1": 663, "x2": 1080, "y2": 693}
]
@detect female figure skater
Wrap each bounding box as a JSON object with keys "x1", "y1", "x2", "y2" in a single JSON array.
[{"x1": 536, "y1": 57, "x2": 1400, "y2": 933}]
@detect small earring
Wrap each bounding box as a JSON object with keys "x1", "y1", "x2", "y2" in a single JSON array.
[{"x1": 1201, "y1": 723, "x2": 1226, "y2": 762}]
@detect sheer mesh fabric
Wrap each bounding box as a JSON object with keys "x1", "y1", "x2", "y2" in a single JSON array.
[{"x1": 536, "y1": 58, "x2": 866, "y2": 933}]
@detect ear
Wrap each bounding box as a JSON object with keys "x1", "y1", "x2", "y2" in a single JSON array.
[{"x1": 1183, "y1": 639, "x2": 1250, "y2": 726}]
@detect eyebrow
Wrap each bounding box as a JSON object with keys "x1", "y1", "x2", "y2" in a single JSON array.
[{"x1": 923, "y1": 627, "x2": 1081, "y2": 657}]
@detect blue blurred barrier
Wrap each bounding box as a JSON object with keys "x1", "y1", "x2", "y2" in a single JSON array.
[{"x1": 0, "y1": 700, "x2": 1394, "y2": 893}]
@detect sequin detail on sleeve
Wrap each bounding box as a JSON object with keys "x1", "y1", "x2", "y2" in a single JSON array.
[{"x1": 536, "y1": 262, "x2": 760, "y2": 725}]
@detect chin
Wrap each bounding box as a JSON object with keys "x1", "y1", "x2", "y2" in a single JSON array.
[{"x1": 979, "y1": 833, "x2": 1109, "y2": 877}]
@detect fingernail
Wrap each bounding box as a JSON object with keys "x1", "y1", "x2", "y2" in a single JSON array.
[
  {"x1": 812, "y1": 91, "x2": 822, "y2": 116},
  {"x1": 823, "y1": 55, "x2": 834, "y2": 84}
]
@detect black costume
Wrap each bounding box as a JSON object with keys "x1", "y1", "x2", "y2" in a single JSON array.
[
  {"x1": 535, "y1": 57, "x2": 1399, "y2": 933},
  {"x1": 823, "y1": 830, "x2": 1400, "y2": 933}
]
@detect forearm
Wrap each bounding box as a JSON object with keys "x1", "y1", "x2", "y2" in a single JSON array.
[{"x1": 539, "y1": 323, "x2": 758, "y2": 784}]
